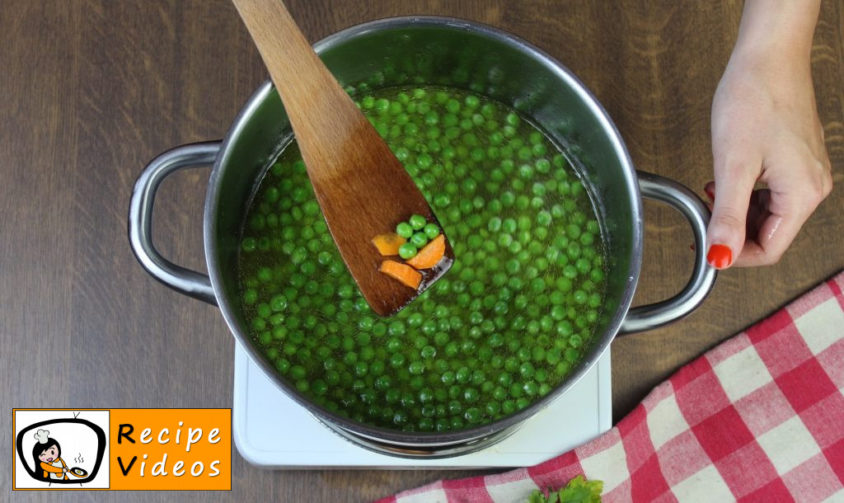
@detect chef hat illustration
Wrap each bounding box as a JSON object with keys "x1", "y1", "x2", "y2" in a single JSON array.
[{"x1": 34, "y1": 429, "x2": 50, "y2": 444}]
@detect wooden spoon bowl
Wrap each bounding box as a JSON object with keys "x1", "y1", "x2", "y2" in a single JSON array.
[{"x1": 232, "y1": 0, "x2": 452, "y2": 316}]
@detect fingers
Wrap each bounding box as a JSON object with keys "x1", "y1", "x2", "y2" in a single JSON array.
[
  {"x1": 733, "y1": 185, "x2": 819, "y2": 267},
  {"x1": 705, "y1": 179, "x2": 828, "y2": 267},
  {"x1": 705, "y1": 157, "x2": 760, "y2": 269}
]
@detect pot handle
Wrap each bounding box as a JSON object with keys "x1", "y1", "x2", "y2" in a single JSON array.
[
  {"x1": 128, "y1": 142, "x2": 220, "y2": 305},
  {"x1": 619, "y1": 171, "x2": 717, "y2": 334}
]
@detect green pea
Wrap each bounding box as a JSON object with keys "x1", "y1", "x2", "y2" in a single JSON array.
[
  {"x1": 519, "y1": 362, "x2": 535, "y2": 379},
  {"x1": 420, "y1": 345, "x2": 437, "y2": 359},
  {"x1": 505, "y1": 112, "x2": 520, "y2": 126},
  {"x1": 388, "y1": 321, "x2": 406, "y2": 336},
  {"x1": 256, "y1": 267, "x2": 272, "y2": 283},
  {"x1": 396, "y1": 222, "x2": 413, "y2": 238},
  {"x1": 241, "y1": 237, "x2": 257, "y2": 253},
  {"x1": 243, "y1": 289, "x2": 258, "y2": 305},
  {"x1": 573, "y1": 290, "x2": 588, "y2": 304},
  {"x1": 518, "y1": 163, "x2": 535, "y2": 179},
  {"x1": 410, "y1": 232, "x2": 428, "y2": 248},
  {"x1": 423, "y1": 223, "x2": 440, "y2": 239},
  {"x1": 409, "y1": 214, "x2": 427, "y2": 230},
  {"x1": 390, "y1": 353, "x2": 405, "y2": 368},
  {"x1": 523, "y1": 381, "x2": 538, "y2": 396},
  {"x1": 398, "y1": 242, "x2": 418, "y2": 259},
  {"x1": 254, "y1": 303, "x2": 270, "y2": 320}
]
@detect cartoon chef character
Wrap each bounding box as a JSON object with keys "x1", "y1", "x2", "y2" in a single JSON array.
[{"x1": 32, "y1": 429, "x2": 68, "y2": 481}]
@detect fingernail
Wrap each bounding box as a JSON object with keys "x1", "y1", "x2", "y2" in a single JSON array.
[
  {"x1": 704, "y1": 186, "x2": 715, "y2": 201},
  {"x1": 706, "y1": 244, "x2": 732, "y2": 269}
]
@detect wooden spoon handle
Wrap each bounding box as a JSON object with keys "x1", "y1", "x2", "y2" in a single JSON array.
[{"x1": 231, "y1": 0, "x2": 363, "y2": 169}]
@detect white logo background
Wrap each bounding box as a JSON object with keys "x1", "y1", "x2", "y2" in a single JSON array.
[{"x1": 14, "y1": 410, "x2": 110, "y2": 489}]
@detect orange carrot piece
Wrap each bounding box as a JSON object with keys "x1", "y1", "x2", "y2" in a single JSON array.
[
  {"x1": 379, "y1": 260, "x2": 422, "y2": 290},
  {"x1": 371, "y1": 232, "x2": 406, "y2": 256},
  {"x1": 406, "y1": 234, "x2": 446, "y2": 269}
]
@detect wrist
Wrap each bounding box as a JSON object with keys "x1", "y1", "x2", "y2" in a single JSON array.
[{"x1": 733, "y1": 0, "x2": 820, "y2": 63}]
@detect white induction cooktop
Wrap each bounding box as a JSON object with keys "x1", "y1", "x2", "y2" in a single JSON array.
[{"x1": 233, "y1": 340, "x2": 610, "y2": 469}]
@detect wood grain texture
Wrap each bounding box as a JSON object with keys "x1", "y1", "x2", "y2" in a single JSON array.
[{"x1": 1, "y1": 1, "x2": 841, "y2": 501}]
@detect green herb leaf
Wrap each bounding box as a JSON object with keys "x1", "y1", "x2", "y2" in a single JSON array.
[
  {"x1": 558, "y1": 475, "x2": 603, "y2": 503},
  {"x1": 528, "y1": 489, "x2": 546, "y2": 503},
  {"x1": 526, "y1": 475, "x2": 603, "y2": 503}
]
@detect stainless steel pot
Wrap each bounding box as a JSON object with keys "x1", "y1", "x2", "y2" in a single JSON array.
[{"x1": 129, "y1": 17, "x2": 716, "y2": 458}]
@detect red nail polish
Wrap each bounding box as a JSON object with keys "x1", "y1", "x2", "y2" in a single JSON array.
[
  {"x1": 704, "y1": 186, "x2": 715, "y2": 201},
  {"x1": 707, "y1": 244, "x2": 732, "y2": 269}
]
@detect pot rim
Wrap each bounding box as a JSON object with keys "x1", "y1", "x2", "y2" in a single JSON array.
[{"x1": 205, "y1": 15, "x2": 641, "y2": 449}]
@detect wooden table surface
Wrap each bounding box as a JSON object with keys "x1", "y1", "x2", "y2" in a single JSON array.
[{"x1": 2, "y1": 1, "x2": 841, "y2": 501}]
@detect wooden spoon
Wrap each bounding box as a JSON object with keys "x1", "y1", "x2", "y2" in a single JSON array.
[{"x1": 232, "y1": 0, "x2": 452, "y2": 316}]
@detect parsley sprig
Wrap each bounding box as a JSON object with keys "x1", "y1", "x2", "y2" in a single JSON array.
[{"x1": 528, "y1": 475, "x2": 603, "y2": 503}]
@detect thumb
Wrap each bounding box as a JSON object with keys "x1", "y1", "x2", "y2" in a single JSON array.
[{"x1": 705, "y1": 163, "x2": 758, "y2": 269}]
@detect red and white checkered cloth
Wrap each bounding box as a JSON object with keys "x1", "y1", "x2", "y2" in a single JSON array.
[{"x1": 377, "y1": 270, "x2": 844, "y2": 502}]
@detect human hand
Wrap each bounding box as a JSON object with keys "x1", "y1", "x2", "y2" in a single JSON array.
[{"x1": 707, "y1": 21, "x2": 832, "y2": 269}]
